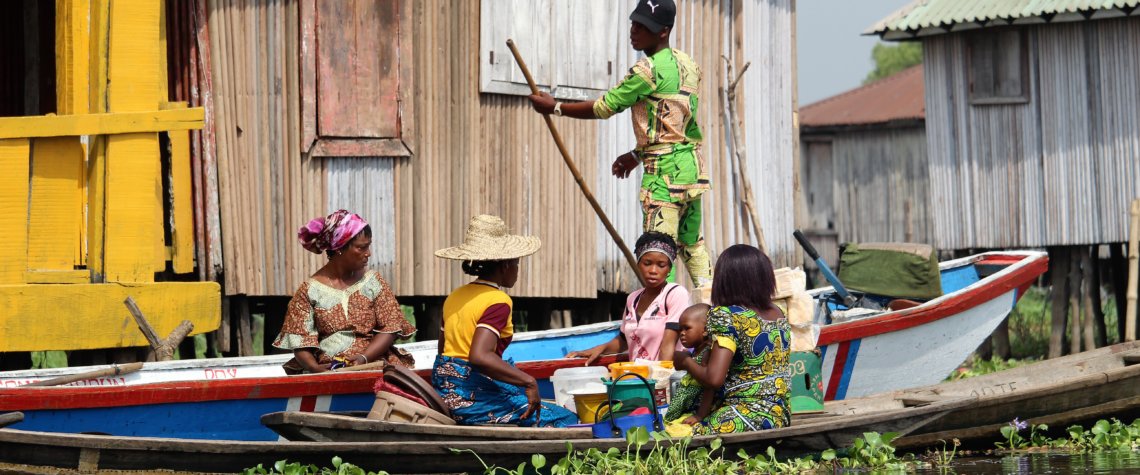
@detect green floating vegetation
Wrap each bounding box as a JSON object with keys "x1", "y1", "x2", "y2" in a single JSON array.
[
  {"x1": 242, "y1": 429, "x2": 930, "y2": 475},
  {"x1": 245, "y1": 418, "x2": 1140, "y2": 475},
  {"x1": 242, "y1": 456, "x2": 389, "y2": 475},
  {"x1": 996, "y1": 417, "x2": 1140, "y2": 453}
]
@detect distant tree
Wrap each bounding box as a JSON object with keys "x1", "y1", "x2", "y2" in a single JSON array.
[{"x1": 863, "y1": 42, "x2": 923, "y2": 84}]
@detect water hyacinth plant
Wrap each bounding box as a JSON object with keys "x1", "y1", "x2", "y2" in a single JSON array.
[{"x1": 992, "y1": 418, "x2": 1140, "y2": 454}]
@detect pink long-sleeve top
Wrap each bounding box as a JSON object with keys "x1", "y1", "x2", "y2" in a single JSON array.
[{"x1": 621, "y1": 283, "x2": 689, "y2": 361}]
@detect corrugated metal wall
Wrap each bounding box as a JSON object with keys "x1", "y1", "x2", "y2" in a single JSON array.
[
  {"x1": 924, "y1": 18, "x2": 1140, "y2": 250},
  {"x1": 328, "y1": 158, "x2": 396, "y2": 281},
  {"x1": 208, "y1": 0, "x2": 328, "y2": 296},
  {"x1": 593, "y1": 0, "x2": 798, "y2": 291},
  {"x1": 801, "y1": 127, "x2": 932, "y2": 246},
  {"x1": 392, "y1": 0, "x2": 601, "y2": 299},
  {"x1": 734, "y1": 0, "x2": 796, "y2": 265},
  {"x1": 208, "y1": 0, "x2": 796, "y2": 298}
]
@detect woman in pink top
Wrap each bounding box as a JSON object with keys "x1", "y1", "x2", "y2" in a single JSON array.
[{"x1": 567, "y1": 231, "x2": 689, "y2": 364}]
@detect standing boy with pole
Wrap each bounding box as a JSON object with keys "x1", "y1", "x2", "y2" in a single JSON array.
[{"x1": 527, "y1": 0, "x2": 713, "y2": 291}]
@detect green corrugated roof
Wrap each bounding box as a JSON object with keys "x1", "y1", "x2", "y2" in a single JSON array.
[{"x1": 867, "y1": 0, "x2": 1140, "y2": 36}]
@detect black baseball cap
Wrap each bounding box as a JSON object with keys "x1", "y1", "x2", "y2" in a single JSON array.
[{"x1": 629, "y1": 0, "x2": 675, "y2": 34}]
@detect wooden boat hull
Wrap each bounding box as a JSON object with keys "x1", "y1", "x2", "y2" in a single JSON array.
[
  {"x1": 816, "y1": 251, "x2": 1048, "y2": 400},
  {"x1": 890, "y1": 340, "x2": 1140, "y2": 449},
  {"x1": 0, "y1": 356, "x2": 619, "y2": 441},
  {"x1": 0, "y1": 321, "x2": 622, "y2": 388},
  {"x1": 0, "y1": 397, "x2": 972, "y2": 474},
  {"x1": 261, "y1": 411, "x2": 594, "y2": 442}
]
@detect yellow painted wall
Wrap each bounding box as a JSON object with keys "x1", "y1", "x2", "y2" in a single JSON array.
[
  {"x1": 27, "y1": 137, "x2": 84, "y2": 272},
  {"x1": 0, "y1": 140, "x2": 31, "y2": 285},
  {"x1": 0, "y1": 282, "x2": 221, "y2": 352},
  {"x1": 103, "y1": 1, "x2": 164, "y2": 283},
  {"x1": 0, "y1": 0, "x2": 220, "y2": 352}
]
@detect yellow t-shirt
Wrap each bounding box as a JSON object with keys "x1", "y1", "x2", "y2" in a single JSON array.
[{"x1": 441, "y1": 283, "x2": 514, "y2": 359}]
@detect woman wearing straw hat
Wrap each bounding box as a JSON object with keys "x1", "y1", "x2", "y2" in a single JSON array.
[
  {"x1": 273, "y1": 210, "x2": 416, "y2": 374},
  {"x1": 431, "y1": 215, "x2": 577, "y2": 427}
]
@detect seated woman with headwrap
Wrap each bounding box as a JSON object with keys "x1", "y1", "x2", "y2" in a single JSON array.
[
  {"x1": 566, "y1": 231, "x2": 688, "y2": 364},
  {"x1": 431, "y1": 215, "x2": 577, "y2": 427},
  {"x1": 273, "y1": 209, "x2": 416, "y2": 373}
]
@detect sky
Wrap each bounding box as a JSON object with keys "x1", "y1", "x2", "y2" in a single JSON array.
[{"x1": 797, "y1": 0, "x2": 913, "y2": 106}]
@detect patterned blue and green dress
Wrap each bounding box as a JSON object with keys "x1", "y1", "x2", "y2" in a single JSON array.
[{"x1": 692, "y1": 305, "x2": 792, "y2": 434}]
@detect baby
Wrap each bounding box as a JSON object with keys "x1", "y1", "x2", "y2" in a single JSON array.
[{"x1": 665, "y1": 303, "x2": 717, "y2": 426}]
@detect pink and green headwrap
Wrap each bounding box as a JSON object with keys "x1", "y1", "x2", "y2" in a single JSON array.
[{"x1": 298, "y1": 210, "x2": 368, "y2": 254}]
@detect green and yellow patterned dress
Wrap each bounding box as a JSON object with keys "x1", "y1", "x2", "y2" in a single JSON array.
[{"x1": 692, "y1": 305, "x2": 792, "y2": 434}]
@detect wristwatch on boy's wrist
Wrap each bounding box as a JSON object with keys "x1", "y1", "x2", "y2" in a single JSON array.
[{"x1": 553, "y1": 101, "x2": 563, "y2": 116}]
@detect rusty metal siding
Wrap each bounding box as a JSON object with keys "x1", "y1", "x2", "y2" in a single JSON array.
[
  {"x1": 923, "y1": 18, "x2": 1140, "y2": 250},
  {"x1": 208, "y1": 0, "x2": 797, "y2": 298},
  {"x1": 392, "y1": 0, "x2": 600, "y2": 299},
  {"x1": 208, "y1": 0, "x2": 327, "y2": 296},
  {"x1": 593, "y1": 0, "x2": 644, "y2": 293}
]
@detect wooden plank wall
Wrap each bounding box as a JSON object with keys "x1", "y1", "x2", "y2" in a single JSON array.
[
  {"x1": 802, "y1": 127, "x2": 932, "y2": 246},
  {"x1": 923, "y1": 18, "x2": 1140, "y2": 250}
]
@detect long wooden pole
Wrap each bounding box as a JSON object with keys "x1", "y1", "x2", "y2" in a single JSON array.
[
  {"x1": 722, "y1": 57, "x2": 767, "y2": 253},
  {"x1": 24, "y1": 362, "x2": 144, "y2": 387},
  {"x1": 505, "y1": 39, "x2": 643, "y2": 285},
  {"x1": 1126, "y1": 198, "x2": 1139, "y2": 341},
  {"x1": 0, "y1": 411, "x2": 22, "y2": 428}
]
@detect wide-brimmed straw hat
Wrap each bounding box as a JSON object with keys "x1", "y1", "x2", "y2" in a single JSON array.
[{"x1": 434, "y1": 215, "x2": 541, "y2": 261}]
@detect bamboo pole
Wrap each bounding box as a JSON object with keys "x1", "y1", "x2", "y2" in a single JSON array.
[
  {"x1": 505, "y1": 39, "x2": 643, "y2": 285},
  {"x1": 24, "y1": 362, "x2": 144, "y2": 387},
  {"x1": 722, "y1": 57, "x2": 767, "y2": 253},
  {"x1": 1126, "y1": 198, "x2": 1139, "y2": 341}
]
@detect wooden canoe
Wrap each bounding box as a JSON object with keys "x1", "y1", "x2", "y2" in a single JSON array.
[
  {"x1": 262, "y1": 391, "x2": 974, "y2": 446},
  {"x1": 0, "y1": 355, "x2": 620, "y2": 441},
  {"x1": 866, "y1": 340, "x2": 1140, "y2": 450},
  {"x1": 261, "y1": 411, "x2": 594, "y2": 442},
  {"x1": 0, "y1": 396, "x2": 973, "y2": 474}
]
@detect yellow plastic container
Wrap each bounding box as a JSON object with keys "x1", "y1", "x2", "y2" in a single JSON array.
[
  {"x1": 608, "y1": 362, "x2": 650, "y2": 380},
  {"x1": 571, "y1": 391, "x2": 609, "y2": 423}
]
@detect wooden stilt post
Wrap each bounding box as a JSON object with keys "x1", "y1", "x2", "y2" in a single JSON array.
[
  {"x1": 1081, "y1": 247, "x2": 1097, "y2": 350},
  {"x1": 1068, "y1": 249, "x2": 1083, "y2": 355},
  {"x1": 1048, "y1": 246, "x2": 1071, "y2": 358},
  {"x1": 1111, "y1": 243, "x2": 1128, "y2": 343},
  {"x1": 1090, "y1": 245, "x2": 1106, "y2": 347},
  {"x1": 1126, "y1": 199, "x2": 1140, "y2": 341}
]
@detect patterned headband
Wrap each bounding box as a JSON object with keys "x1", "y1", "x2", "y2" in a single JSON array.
[
  {"x1": 298, "y1": 209, "x2": 367, "y2": 254},
  {"x1": 636, "y1": 237, "x2": 677, "y2": 262}
]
